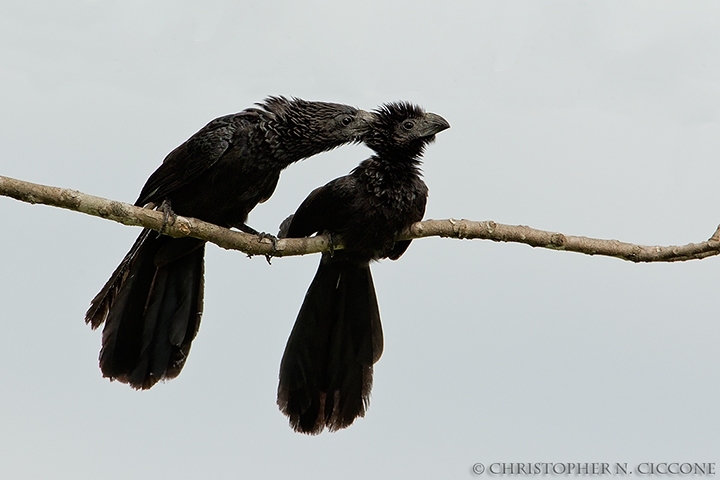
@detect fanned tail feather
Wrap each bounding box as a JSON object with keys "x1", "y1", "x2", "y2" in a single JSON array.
[
  {"x1": 278, "y1": 253, "x2": 383, "y2": 434},
  {"x1": 86, "y1": 231, "x2": 204, "y2": 389}
]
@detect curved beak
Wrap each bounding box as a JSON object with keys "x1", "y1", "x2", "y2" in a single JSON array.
[
  {"x1": 349, "y1": 109, "x2": 376, "y2": 139},
  {"x1": 420, "y1": 112, "x2": 450, "y2": 138}
]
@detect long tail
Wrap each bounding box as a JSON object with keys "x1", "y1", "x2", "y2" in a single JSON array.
[
  {"x1": 277, "y1": 253, "x2": 383, "y2": 434},
  {"x1": 85, "y1": 230, "x2": 205, "y2": 389}
]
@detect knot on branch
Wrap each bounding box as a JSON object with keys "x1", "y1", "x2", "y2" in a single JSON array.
[
  {"x1": 97, "y1": 201, "x2": 128, "y2": 219},
  {"x1": 59, "y1": 189, "x2": 82, "y2": 209},
  {"x1": 176, "y1": 219, "x2": 192, "y2": 236},
  {"x1": 550, "y1": 233, "x2": 566, "y2": 247},
  {"x1": 450, "y1": 219, "x2": 471, "y2": 239},
  {"x1": 626, "y1": 245, "x2": 643, "y2": 262}
]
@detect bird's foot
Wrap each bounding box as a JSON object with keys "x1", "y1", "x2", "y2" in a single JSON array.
[
  {"x1": 157, "y1": 199, "x2": 177, "y2": 237},
  {"x1": 255, "y1": 232, "x2": 279, "y2": 264},
  {"x1": 236, "y1": 224, "x2": 278, "y2": 263},
  {"x1": 328, "y1": 232, "x2": 338, "y2": 257}
]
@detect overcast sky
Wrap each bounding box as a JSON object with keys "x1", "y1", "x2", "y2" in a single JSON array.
[{"x1": 2, "y1": 1, "x2": 719, "y2": 479}]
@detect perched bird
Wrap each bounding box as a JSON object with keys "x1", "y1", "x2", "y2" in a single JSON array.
[
  {"x1": 277, "y1": 102, "x2": 450, "y2": 434},
  {"x1": 86, "y1": 97, "x2": 373, "y2": 390}
]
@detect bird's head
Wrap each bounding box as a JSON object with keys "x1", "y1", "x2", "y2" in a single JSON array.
[
  {"x1": 364, "y1": 102, "x2": 450, "y2": 158},
  {"x1": 261, "y1": 96, "x2": 374, "y2": 154}
]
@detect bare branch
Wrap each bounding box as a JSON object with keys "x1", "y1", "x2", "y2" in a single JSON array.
[
  {"x1": 2, "y1": 174, "x2": 720, "y2": 262},
  {"x1": 405, "y1": 219, "x2": 720, "y2": 262},
  {"x1": 0, "y1": 175, "x2": 325, "y2": 257}
]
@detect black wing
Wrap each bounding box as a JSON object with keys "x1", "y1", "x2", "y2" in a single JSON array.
[
  {"x1": 135, "y1": 114, "x2": 248, "y2": 206},
  {"x1": 284, "y1": 176, "x2": 358, "y2": 239},
  {"x1": 387, "y1": 183, "x2": 428, "y2": 260}
]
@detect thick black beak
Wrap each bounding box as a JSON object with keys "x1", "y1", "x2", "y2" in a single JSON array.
[
  {"x1": 351, "y1": 109, "x2": 376, "y2": 138},
  {"x1": 420, "y1": 112, "x2": 450, "y2": 137},
  {"x1": 358, "y1": 109, "x2": 376, "y2": 123}
]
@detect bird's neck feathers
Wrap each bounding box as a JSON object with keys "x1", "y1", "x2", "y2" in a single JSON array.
[
  {"x1": 364, "y1": 128, "x2": 434, "y2": 164},
  {"x1": 365, "y1": 137, "x2": 429, "y2": 171},
  {"x1": 354, "y1": 153, "x2": 424, "y2": 182},
  {"x1": 259, "y1": 97, "x2": 343, "y2": 165}
]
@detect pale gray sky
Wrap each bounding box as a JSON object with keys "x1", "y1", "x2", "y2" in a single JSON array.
[{"x1": 1, "y1": 1, "x2": 719, "y2": 479}]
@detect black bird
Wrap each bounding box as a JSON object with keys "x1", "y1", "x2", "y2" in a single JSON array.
[
  {"x1": 86, "y1": 97, "x2": 373, "y2": 390},
  {"x1": 277, "y1": 102, "x2": 449, "y2": 434}
]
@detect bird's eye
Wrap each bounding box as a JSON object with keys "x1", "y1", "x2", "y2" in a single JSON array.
[
  {"x1": 341, "y1": 116, "x2": 353, "y2": 126},
  {"x1": 403, "y1": 121, "x2": 414, "y2": 130}
]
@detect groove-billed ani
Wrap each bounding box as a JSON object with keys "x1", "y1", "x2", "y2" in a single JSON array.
[
  {"x1": 277, "y1": 102, "x2": 450, "y2": 434},
  {"x1": 85, "y1": 97, "x2": 373, "y2": 390}
]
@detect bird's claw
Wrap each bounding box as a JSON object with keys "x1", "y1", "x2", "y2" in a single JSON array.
[
  {"x1": 328, "y1": 233, "x2": 337, "y2": 257},
  {"x1": 157, "y1": 199, "x2": 177, "y2": 237},
  {"x1": 256, "y1": 232, "x2": 278, "y2": 264}
]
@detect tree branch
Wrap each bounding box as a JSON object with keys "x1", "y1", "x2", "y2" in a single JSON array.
[{"x1": 2, "y1": 174, "x2": 719, "y2": 262}]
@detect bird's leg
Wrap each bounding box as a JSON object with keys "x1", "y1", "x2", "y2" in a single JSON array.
[
  {"x1": 236, "y1": 223, "x2": 278, "y2": 264},
  {"x1": 258, "y1": 232, "x2": 279, "y2": 265},
  {"x1": 157, "y1": 199, "x2": 177, "y2": 237},
  {"x1": 235, "y1": 223, "x2": 259, "y2": 235}
]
